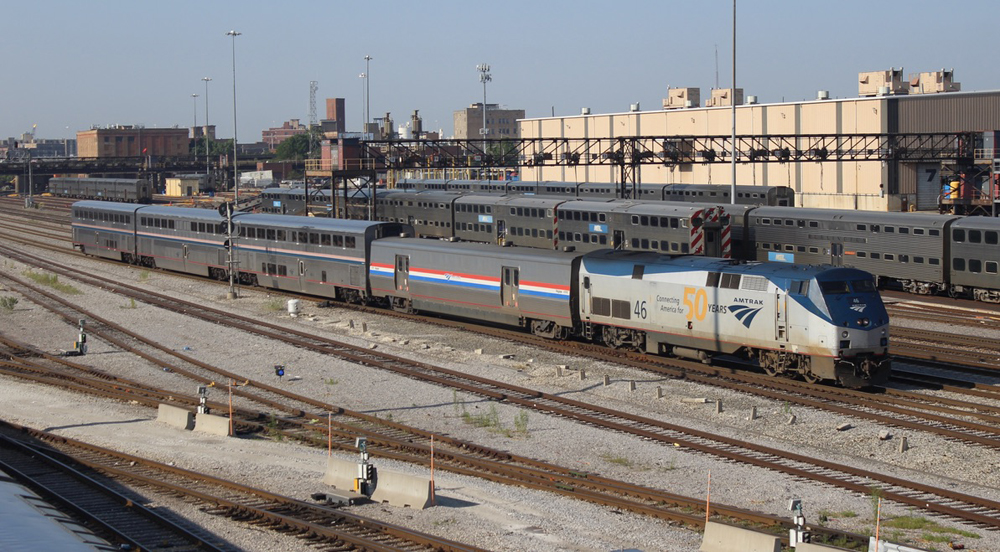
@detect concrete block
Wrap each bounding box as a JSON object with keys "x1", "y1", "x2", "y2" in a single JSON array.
[
  {"x1": 656, "y1": 386, "x2": 664, "y2": 399},
  {"x1": 682, "y1": 397, "x2": 709, "y2": 404},
  {"x1": 787, "y1": 414, "x2": 797, "y2": 425},
  {"x1": 748, "y1": 406, "x2": 756, "y2": 420},
  {"x1": 369, "y1": 468, "x2": 434, "y2": 509},
  {"x1": 194, "y1": 412, "x2": 231, "y2": 436},
  {"x1": 795, "y1": 542, "x2": 854, "y2": 551},
  {"x1": 836, "y1": 423, "x2": 853, "y2": 431},
  {"x1": 156, "y1": 404, "x2": 194, "y2": 430},
  {"x1": 579, "y1": 369, "x2": 586, "y2": 380},
  {"x1": 556, "y1": 365, "x2": 563, "y2": 377},
  {"x1": 361, "y1": 322, "x2": 368, "y2": 333},
  {"x1": 348, "y1": 319, "x2": 355, "y2": 329},
  {"x1": 603, "y1": 375, "x2": 610, "y2": 386},
  {"x1": 322, "y1": 456, "x2": 362, "y2": 492},
  {"x1": 715, "y1": 400, "x2": 723, "y2": 414},
  {"x1": 878, "y1": 429, "x2": 891, "y2": 440},
  {"x1": 898, "y1": 436, "x2": 908, "y2": 453},
  {"x1": 699, "y1": 521, "x2": 781, "y2": 552},
  {"x1": 628, "y1": 380, "x2": 636, "y2": 392},
  {"x1": 475, "y1": 348, "x2": 484, "y2": 355},
  {"x1": 499, "y1": 353, "x2": 514, "y2": 359}
]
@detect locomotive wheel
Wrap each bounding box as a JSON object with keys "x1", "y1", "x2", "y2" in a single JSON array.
[{"x1": 802, "y1": 371, "x2": 821, "y2": 384}]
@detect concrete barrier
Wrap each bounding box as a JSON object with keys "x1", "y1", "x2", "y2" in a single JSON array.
[
  {"x1": 700, "y1": 521, "x2": 781, "y2": 552},
  {"x1": 193, "y1": 413, "x2": 231, "y2": 436},
  {"x1": 868, "y1": 538, "x2": 930, "y2": 552},
  {"x1": 156, "y1": 404, "x2": 194, "y2": 430},
  {"x1": 322, "y1": 456, "x2": 361, "y2": 492},
  {"x1": 369, "y1": 468, "x2": 434, "y2": 509},
  {"x1": 795, "y1": 542, "x2": 854, "y2": 551}
]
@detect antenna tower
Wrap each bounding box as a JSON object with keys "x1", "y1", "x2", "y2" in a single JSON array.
[{"x1": 308, "y1": 81, "x2": 318, "y2": 156}]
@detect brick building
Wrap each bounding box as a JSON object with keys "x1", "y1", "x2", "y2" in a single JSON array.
[
  {"x1": 454, "y1": 103, "x2": 525, "y2": 140},
  {"x1": 77, "y1": 126, "x2": 189, "y2": 158},
  {"x1": 262, "y1": 119, "x2": 307, "y2": 151}
]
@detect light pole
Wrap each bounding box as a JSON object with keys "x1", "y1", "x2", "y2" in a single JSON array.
[
  {"x1": 730, "y1": 0, "x2": 737, "y2": 205},
  {"x1": 477, "y1": 64, "x2": 491, "y2": 153},
  {"x1": 191, "y1": 93, "x2": 199, "y2": 130},
  {"x1": 359, "y1": 73, "x2": 366, "y2": 135},
  {"x1": 363, "y1": 55, "x2": 372, "y2": 129},
  {"x1": 226, "y1": 30, "x2": 241, "y2": 202},
  {"x1": 202, "y1": 76, "x2": 212, "y2": 181}
]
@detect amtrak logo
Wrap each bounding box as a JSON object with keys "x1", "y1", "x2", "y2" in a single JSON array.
[
  {"x1": 729, "y1": 304, "x2": 763, "y2": 328},
  {"x1": 850, "y1": 298, "x2": 867, "y2": 313}
]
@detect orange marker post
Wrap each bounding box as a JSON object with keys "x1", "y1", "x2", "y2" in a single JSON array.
[
  {"x1": 228, "y1": 379, "x2": 234, "y2": 437},
  {"x1": 430, "y1": 435, "x2": 436, "y2": 505},
  {"x1": 705, "y1": 470, "x2": 711, "y2": 525}
]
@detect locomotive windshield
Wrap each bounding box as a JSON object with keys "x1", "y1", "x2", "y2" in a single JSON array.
[{"x1": 819, "y1": 279, "x2": 876, "y2": 294}]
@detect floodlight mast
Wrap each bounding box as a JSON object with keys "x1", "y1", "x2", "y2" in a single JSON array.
[{"x1": 477, "y1": 64, "x2": 491, "y2": 154}]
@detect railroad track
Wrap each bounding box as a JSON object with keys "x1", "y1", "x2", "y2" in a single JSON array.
[
  {"x1": 0, "y1": 421, "x2": 481, "y2": 552},
  {"x1": 0, "y1": 428, "x2": 226, "y2": 552},
  {"x1": 2, "y1": 244, "x2": 999, "y2": 538}
]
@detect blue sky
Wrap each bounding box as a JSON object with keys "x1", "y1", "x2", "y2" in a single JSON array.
[{"x1": 4, "y1": 0, "x2": 998, "y2": 142}]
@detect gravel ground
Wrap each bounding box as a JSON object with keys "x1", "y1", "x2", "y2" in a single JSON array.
[{"x1": 0, "y1": 236, "x2": 998, "y2": 551}]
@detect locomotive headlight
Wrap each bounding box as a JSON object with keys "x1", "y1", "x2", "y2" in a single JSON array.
[
  {"x1": 857, "y1": 318, "x2": 870, "y2": 327},
  {"x1": 841, "y1": 331, "x2": 849, "y2": 338}
]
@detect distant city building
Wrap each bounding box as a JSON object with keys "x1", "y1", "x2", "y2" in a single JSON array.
[
  {"x1": 77, "y1": 126, "x2": 189, "y2": 158},
  {"x1": 0, "y1": 135, "x2": 76, "y2": 158},
  {"x1": 262, "y1": 119, "x2": 307, "y2": 151},
  {"x1": 190, "y1": 125, "x2": 217, "y2": 141},
  {"x1": 454, "y1": 103, "x2": 525, "y2": 140},
  {"x1": 323, "y1": 98, "x2": 346, "y2": 135}
]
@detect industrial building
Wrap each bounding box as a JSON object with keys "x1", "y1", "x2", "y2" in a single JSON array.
[
  {"x1": 518, "y1": 70, "x2": 1000, "y2": 212},
  {"x1": 454, "y1": 103, "x2": 525, "y2": 140},
  {"x1": 77, "y1": 125, "x2": 189, "y2": 158}
]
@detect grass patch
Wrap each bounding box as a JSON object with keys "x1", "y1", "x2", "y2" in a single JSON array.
[
  {"x1": 23, "y1": 270, "x2": 81, "y2": 295},
  {"x1": 264, "y1": 414, "x2": 283, "y2": 441},
  {"x1": 883, "y1": 516, "x2": 978, "y2": 539},
  {"x1": 513, "y1": 410, "x2": 529, "y2": 436},
  {"x1": 462, "y1": 404, "x2": 501, "y2": 430},
  {"x1": 324, "y1": 378, "x2": 339, "y2": 385},
  {"x1": 263, "y1": 297, "x2": 285, "y2": 312},
  {"x1": 817, "y1": 509, "x2": 858, "y2": 523},
  {"x1": 0, "y1": 296, "x2": 18, "y2": 312},
  {"x1": 138, "y1": 270, "x2": 151, "y2": 282},
  {"x1": 600, "y1": 452, "x2": 632, "y2": 467},
  {"x1": 120, "y1": 297, "x2": 137, "y2": 309}
]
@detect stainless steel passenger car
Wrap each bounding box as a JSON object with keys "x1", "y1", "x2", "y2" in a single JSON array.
[
  {"x1": 368, "y1": 238, "x2": 579, "y2": 338},
  {"x1": 70, "y1": 201, "x2": 144, "y2": 261},
  {"x1": 231, "y1": 215, "x2": 408, "y2": 301},
  {"x1": 947, "y1": 217, "x2": 1000, "y2": 301},
  {"x1": 50, "y1": 177, "x2": 153, "y2": 204},
  {"x1": 745, "y1": 207, "x2": 958, "y2": 295},
  {"x1": 556, "y1": 200, "x2": 730, "y2": 257},
  {"x1": 375, "y1": 191, "x2": 457, "y2": 239}
]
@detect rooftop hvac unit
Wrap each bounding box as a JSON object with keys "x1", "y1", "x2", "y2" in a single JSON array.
[
  {"x1": 581, "y1": 107, "x2": 591, "y2": 115},
  {"x1": 877, "y1": 86, "x2": 890, "y2": 96},
  {"x1": 684, "y1": 100, "x2": 694, "y2": 108},
  {"x1": 746, "y1": 95, "x2": 758, "y2": 104},
  {"x1": 817, "y1": 90, "x2": 830, "y2": 100},
  {"x1": 630, "y1": 102, "x2": 640, "y2": 112}
]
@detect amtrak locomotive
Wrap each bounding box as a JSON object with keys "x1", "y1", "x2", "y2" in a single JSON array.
[{"x1": 71, "y1": 200, "x2": 890, "y2": 387}]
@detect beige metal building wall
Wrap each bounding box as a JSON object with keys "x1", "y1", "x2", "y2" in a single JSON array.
[{"x1": 520, "y1": 97, "x2": 899, "y2": 209}]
